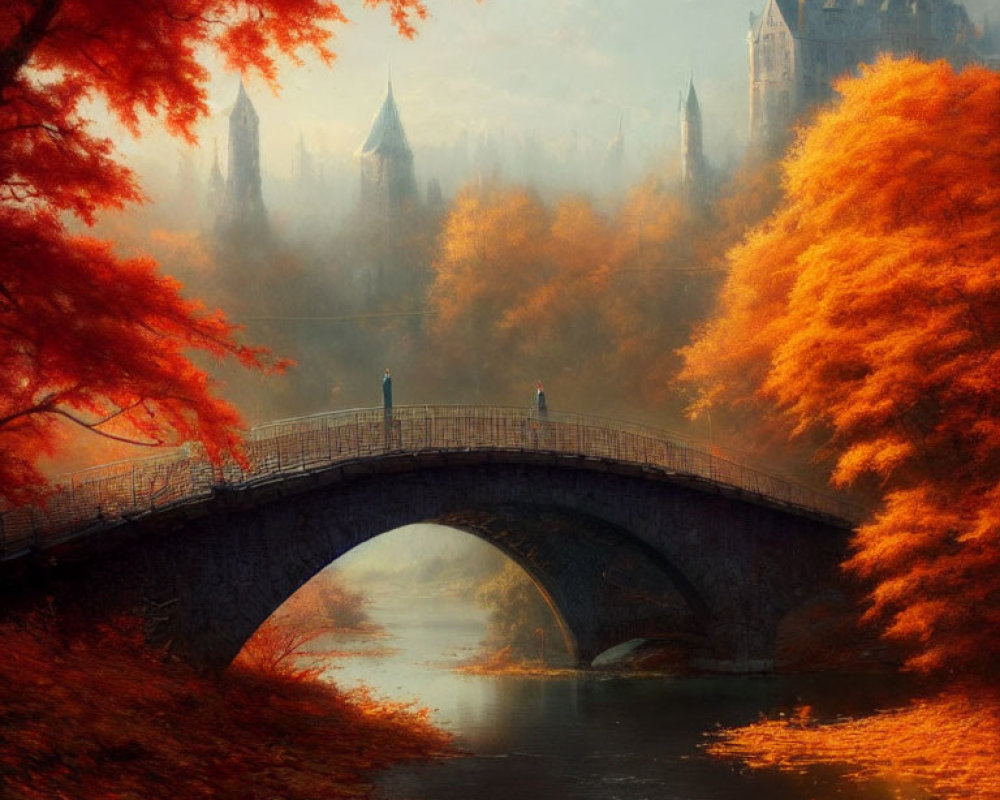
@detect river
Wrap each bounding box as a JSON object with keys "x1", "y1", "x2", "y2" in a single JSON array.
[{"x1": 316, "y1": 592, "x2": 925, "y2": 800}]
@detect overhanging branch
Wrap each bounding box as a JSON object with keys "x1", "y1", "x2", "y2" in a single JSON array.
[{"x1": 0, "y1": 0, "x2": 64, "y2": 93}]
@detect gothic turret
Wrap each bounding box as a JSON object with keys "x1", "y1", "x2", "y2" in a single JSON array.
[
  {"x1": 357, "y1": 78, "x2": 417, "y2": 222},
  {"x1": 217, "y1": 80, "x2": 267, "y2": 235},
  {"x1": 681, "y1": 78, "x2": 707, "y2": 203},
  {"x1": 206, "y1": 138, "x2": 225, "y2": 217}
]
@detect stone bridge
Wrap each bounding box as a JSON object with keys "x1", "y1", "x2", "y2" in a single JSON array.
[{"x1": 0, "y1": 406, "x2": 863, "y2": 672}]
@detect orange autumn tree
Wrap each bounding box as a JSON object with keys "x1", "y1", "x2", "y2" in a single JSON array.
[
  {"x1": 0, "y1": 0, "x2": 429, "y2": 503},
  {"x1": 426, "y1": 179, "x2": 726, "y2": 418},
  {"x1": 682, "y1": 57, "x2": 1000, "y2": 676},
  {"x1": 427, "y1": 184, "x2": 552, "y2": 399}
]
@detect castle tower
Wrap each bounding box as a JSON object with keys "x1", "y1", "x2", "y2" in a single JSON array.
[
  {"x1": 357, "y1": 78, "x2": 417, "y2": 222},
  {"x1": 749, "y1": 0, "x2": 979, "y2": 148},
  {"x1": 680, "y1": 78, "x2": 707, "y2": 201},
  {"x1": 206, "y1": 138, "x2": 225, "y2": 217},
  {"x1": 748, "y1": 0, "x2": 799, "y2": 147},
  {"x1": 217, "y1": 80, "x2": 267, "y2": 234}
]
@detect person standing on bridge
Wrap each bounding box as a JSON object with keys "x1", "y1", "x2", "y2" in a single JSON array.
[
  {"x1": 382, "y1": 368, "x2": 393, "y2": 410},
  {"x1": 382, "y1": 368, "x2": 394, "y2": 449},
  {"x1": 535, "y1": 381, "x2": 548, "y2": 416}
]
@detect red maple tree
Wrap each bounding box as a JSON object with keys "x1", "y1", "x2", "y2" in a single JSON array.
[{"x1": 0, "y1": 0, "x2": 429, "y2": 503}]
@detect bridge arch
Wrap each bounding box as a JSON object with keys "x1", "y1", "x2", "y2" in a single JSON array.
[
  {"x1": 1, "y1": 407, "x2": 856, "y2": 673},
  {"x1": 149, "y1": 475, "x2": 722, "y2": 670}
]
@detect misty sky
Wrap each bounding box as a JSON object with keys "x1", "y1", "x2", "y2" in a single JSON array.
[
  {"x1": 116, "y1": 0, "x2": 999, "y2": 201},
  {"x1": 219, "y1": 0, "x2": 757, "y2": 162},
  {"x1": 167, "y1": 1, "x2": 780, "y2": 187}
]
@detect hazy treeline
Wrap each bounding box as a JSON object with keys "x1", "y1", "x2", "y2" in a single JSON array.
[{"x1": 90, "y1": 151, "x2": 785, "y2": 446}]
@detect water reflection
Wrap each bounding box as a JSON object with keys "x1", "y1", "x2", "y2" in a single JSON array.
[{"x1": 320, "y1": 585, "x2": 920, "y2": 800}]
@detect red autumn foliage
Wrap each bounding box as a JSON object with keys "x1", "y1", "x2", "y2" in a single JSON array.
[
  {"x1": 0, "y1": 611, "x2": 451, "y2": 799},
  {"x1": 0, "y1": 0, "x2": 431, "y2": 504},
  {"x1": 233, "y1": 570, "x2": 384, "y2": 678},
  {"x1": 682, "y1": 57, "x2": 1000, "y2": 677}
]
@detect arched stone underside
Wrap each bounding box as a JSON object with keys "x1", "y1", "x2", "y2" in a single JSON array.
[
  {"x1": 434, "y1": 505, "x2": 710, "y2": 665},
  {"x1": 3, "y1": 459, "x2": 850, "y2": 673}
]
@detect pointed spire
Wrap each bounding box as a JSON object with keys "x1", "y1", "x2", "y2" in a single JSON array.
[
  {"x1": 606, "y1": 111, "x2": 625, "y2": 172},
  {"x1": 218, "y1": 78, "x2": 266, "y2": 235},
  {"x1": 681, "y1": 77, "x2": 706, "y2": 203},
  {"x1": 357, "y1": 74, "x2": 418, "y2": 223},
  {"x1": 684, "y1": 76, "x2": 701, "y2": 119},
  {"x1": 209, "y1": 137, "x2": 223, "y2": 182},
  {"x1": 358, "y1": 76, "x2": 412, "y2": 157},
  {"x1": 231, "y1": 77, "x2": 258, "y2": 122},
  {"x1": 207, "y1": 136, "x2": 225, "y2": 211}
]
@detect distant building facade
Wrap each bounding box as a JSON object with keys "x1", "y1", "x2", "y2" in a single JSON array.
[
  {"x1": 217, "y1": 80, "x2": 267, "y2": 234},
  {"x1": 749, "y1": 0, "x2": 980, "y2": 145},
  {"x1": 357, "y1": 80, "x2": 418, "y2": 222}
]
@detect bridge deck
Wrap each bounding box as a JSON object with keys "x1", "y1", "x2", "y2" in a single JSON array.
[{"x1": 0, "y1": 405, "x2": 864, "y2": 560}]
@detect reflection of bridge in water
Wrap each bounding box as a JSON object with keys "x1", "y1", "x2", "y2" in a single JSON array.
[
  {"x1": 1, "y1": 405, "x2": 861, "y2": 560},
  {"x1": 1, "y1": 406, "x2": 865, "y2": 673}
]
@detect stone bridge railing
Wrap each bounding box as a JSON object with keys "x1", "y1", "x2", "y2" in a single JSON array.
[{"x1": 0, "y1": 405, "x2": 865, "y2": 560}]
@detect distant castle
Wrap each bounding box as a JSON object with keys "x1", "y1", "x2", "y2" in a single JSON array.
[
  {"x1": 211, "y1": 77, "x2": 421, "y2": 236},
  {"x1": 680, "y1": 78, "x2": 707, "y2": 203},
  {"x1": 357, "y1": 78, "x2": 419, "y2": 222},
  {"x1": 209, "y1": 0, "x2": 994, "y2": 233},
  {"x1": 749, "y1": 0, "x2": 982, "y2": 145},
  {"x1": 215, "y1": 80, "x2": 267, "y2": 235}
]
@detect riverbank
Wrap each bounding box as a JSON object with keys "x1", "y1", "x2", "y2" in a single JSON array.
[
  {"x1": 0, "y1": 613, "x2": 452, "y2": 800},
  {"x1": 708, "y1": 688, "x2": 1000, "y2": 800}
]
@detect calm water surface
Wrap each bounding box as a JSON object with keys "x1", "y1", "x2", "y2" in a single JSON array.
[{"x1": 319, "y1": 594, "x2": 926, "y2": 800}]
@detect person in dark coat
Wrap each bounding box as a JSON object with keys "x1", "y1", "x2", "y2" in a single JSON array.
[
  {"x1": 382, "y1": 368, "x2": 394, "y2": 448},
  {"x1": 535, "y1": 381, "x2": 547, "y2": 415},
  {"x1": 382, "y1": 368, "x2": 393, "y2": 409}
]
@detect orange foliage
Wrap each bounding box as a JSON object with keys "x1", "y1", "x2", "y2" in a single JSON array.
[
  {"x1": 682, "y1": 58, "x2": 1000, "y2": 676},
  {"x1": 425, "y1": 179, "x2": 727, "y2": 417},
  {"x1": 427, "y1": 184, "x2": 551, "y2": 397},
  {"x1": 456, "y1": 644, "x2": 577, "y2": 677},
  {"x1": 0, "y1": 0, "x2": 432, "y2": 503},
  {"x1": 0, "y1": 612, "x2": 450, "y2": 799},
  {"x1": 278, "y1": 569, "x2": 378, "y2": 635},
  {"x1": 231, "y1": 616, "x2": 326, "y2": 680},
  {"x1": 709, "y1": 690, "x2": 1000, "y2": 800},
  {"x1": 233, "y1": 571, "x2": 382, "y2": 678}
]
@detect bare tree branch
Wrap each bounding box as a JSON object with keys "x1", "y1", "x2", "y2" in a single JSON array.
[{"x1": 48, "y1": 407, "x2": 164, "y2": 447}]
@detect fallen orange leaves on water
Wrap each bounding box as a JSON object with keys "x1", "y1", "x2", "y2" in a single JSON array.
[{"x1": 708, "y1": 689, "x2": 1000, "y2": 800}]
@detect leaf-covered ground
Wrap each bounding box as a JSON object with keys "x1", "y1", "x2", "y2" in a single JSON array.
[{"x1": 0, "y1": 614, "x2": 452, "y2": 800}]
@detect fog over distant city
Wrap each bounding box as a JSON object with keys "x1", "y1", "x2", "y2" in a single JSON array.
[
  {"x1": 74, "y1": 0, "x2": 1000, "y2": 447},
  {"x1": 106, "y1": 0, "x2": 994, "y2": 217}
]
